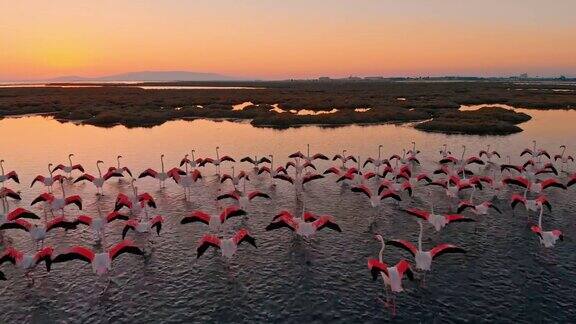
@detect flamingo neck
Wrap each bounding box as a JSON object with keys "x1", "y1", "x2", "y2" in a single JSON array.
[
  {"x1": 97, "y1": 163, "x2": 102, "y2": 178},
  {"x1": 378, "y1": 146, "x2": 382, "y2": 160},
  {"x1": 538, "y1": 205, "x2": 543, "y2": 227},
  {"x1": 378, "y1": 240, "x2": 385, "y2": 262},
  {"x1": 68, "y1": 156, "x2": 72, "y2": 167},
  {"x1": 117, "y1": 157, "x2": 121, "y2": 168},
  {"x1": 160, "y1": 156, "x2": 165, "y2": 172},
  {"x1": 418, "y1": 222, "x2": 423, "y2": 251}
]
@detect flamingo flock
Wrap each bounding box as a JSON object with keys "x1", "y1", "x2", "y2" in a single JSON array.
[{"x1": 0, "y1": 141, "x2": 573, "y2": 317}]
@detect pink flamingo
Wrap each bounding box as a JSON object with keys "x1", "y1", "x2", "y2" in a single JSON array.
[{"x1": 196, "y1": 229, "x2": 257, "y2": 259}]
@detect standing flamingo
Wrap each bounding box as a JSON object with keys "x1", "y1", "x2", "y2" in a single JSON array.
[
  {"x1": 258, "y1": 155, "x2": 290, "y2": 186},
  {"x1": 265, "y1": 210, "x2": 341, "y2": 238},
  {"x1": 387, "y1": 221, "x2": 466, "y2": 272},
  {"x1": 289, "y1": 144, "x2": 329, "y2": 163},
  {"x1": 0, "y1": 216, "x2": 77, "y2": 247},
  {"x1": 31, "y1": 180, "x2": 82, "y2": 216},
  {"x1": 121, "y1": 215, "x2": 164, "y2": 239},
  {"x1": 52, "y1": 240, "x2": 144, "y2": 276},
  {"x1": 74, "y1": 160, "x2": 122, "y2": 195},
  {"x1": 199, "y1": 146, "x2": 235, "y2": 176},
  {"x1": 351, "y1": 185, "x2": 401, "y2": 207},
  {"x1": 404, "y1": 208, "x2": 474, "y2": 232},
  {"x1": 240, "y1": 155, "x2": 271, "y2": 172},
  {"x1": 0, "y1": 246, "x2": 53, "y2": 283},
  {"x1": 138, "y1": 154, "x2": 170, "y2": 188},
  {"x1": 52, "y1": 154, "x2": 84, "y2": 179},
  {"x1": 108, "y1": 155, "x2": 133, "y2": 178},
  {"x1": 368, "y1": 234, "x2": 414, "y2": 317},
  {"x1": 554, "y1": 145, "x2": 574, "y2": 174},
  {"x1": 31, "y1": 163, "x2": 64, "y2": 192},
  {"x1": 179, "y1": 150, "x2": 203, "y2": 169},
  {"x1": 364, "y1": 145, "x2": 390, "y2": 174},
  {"x1": 196, "y1": 229, "x2": 257, "y2": 259},
  {"x1": 479, "y1": 145, "x2": 501, "y2": 164},
  {"x1": 333, "y1": 150, "x2": 358, "y2": 170},
  {"x1": 71, "y1": 210, "x2": 129, "y2": 243},
  {"x1": 220, "y1": 166, "x2": 249, "y2": 188},
  {"x1": 530, "y1": 205, "x2": 563, "y2": 248},
  {"x1": 114, "y1": 180, "x2": 156, "y2": 215},
  {"x1": 180, "y1": 206, "x2": 247, "y2": 231},
  {"x1": 0, "y1": 160, "x2": 19, "y2": 186}
]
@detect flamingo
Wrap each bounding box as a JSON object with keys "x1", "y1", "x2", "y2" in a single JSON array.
[
  {"x1": 199, "y1": 146, "x2": 235, "y2": 176},
  {"x1": 390, "y1": 149, "x2": 420, "y2": 165},
  {"x1": 108, "y1": 155, "x2": 133, "y2": 178},
  {"x1": 351, "y1": 185, "x2": 401, "y2": 207},
  {"x1": 457, "y1": 199, "x2": 501, "y2": 215},
  {"x1": 503, "y1": 176, "x2": 566, "y2": 194},
  {"x1": 220, "y1": 166, "x2": 249, "y2": 188},
  {"x1": 217, "y1": 187, "x2": 270, "y2": 209},
  {"x1": 74, "y1": 160, "x2": 122, "y2": 195},
  {"x1": 179, "y1": 150, "x2": 203, "y2": 169},
  {"x1": 258, "y1": 155, "x2": 290, "y2": 186},
  {"x1": 138, "y1": 154, "x2": 169, "y2": 188},
  {"x1": 0, "y1": 160, "x2": 19, "y2": 186},
  {"x1": 52, "y1": 240, "x2": 144, "y2": 276},
  {"x1": 554, "y1": 145, "x2": 574, "y2": 173},
  {"x1": 364, "y1": 145, "x2": 390, "y2": 174},
  {"x1": 0, "y1": 216, "x2": 77, "y2": 246},
  {"x1": 31, "y1": 180, "x2": 82, "y2": 216},
  {"x1": 404, "y1": 208, "x2": 474, "y2": 232},
  {"x1": 0, "y1": 208, "x2": 40, "y2": 226},
  {"x1": 168, "y1": 165, "x2": 201, "y2": 200},
  {"x1": 0, "y1": 187, "x2": 21, "y2": 211},
  {"x1": 240, "y1": 155, "x2": 271, "y2": 172},
  {"x1": 52, "y1": 154, "x2": 84, "y2": 179},
  {"x1": 289, "y1": 144, "x2": 329, "y2": 163},
  {"x1": 510, "y1": 194, "x2": 551, "y2": 213},
  {"x1": 31, "y1": 163, "x2": 64, "y2": 192},
  {"x1": 500, "y1": 155, "x2": 524, "y2": 175},
  {"x1": 265, "y1": 210, "x2": 341, "y2": 238},
  {"x1": 378, "y1": 179, "x2": 413, "y2": 198},
  {"x1": 180, "y1": 206, "x2": 247, "y2": 231},
  {"x1": 521, "y1": 140, "x2": 550, "y2": 160},
  {"x1": 479, "y1": 144, "x2": 501, "y2": 163},
  {"x1": 0, "y1": 246, "x2": 53, "y2": 283},
  {"x1": 406, "y1": 141, "x2": 420, "y2": 159},
  {"x1": 286, "y1": 158, "x2": 317, "y2": 178},
  {"x1": 333, "y1": 150, "x2": 358, "y2": 170},
  {"x1": 530, "y1": 205, "x2": 563, "y2": 248},
  {"x1": 114, "y1": 180, "x2": 156, "y2": 215},
  {"x1": 324, "y1": 166, "x2": 358, "y2": 181},
  {"x1": 71, "y1": 210, "x2": 129, "y2": 242},
  {"x1": 196, "y1": 229, "x2": 257, "y2": 259},
  {"x1": 439, "y1": 145, "x2": 484, "y2": 168},
  {"x1": 387, "y1": 221, "x2": 466, "y2": 272},
  {"x1": 368, "y1": 234, "x2": 415, "y2": 316},
  {"x1": 439, "y1": 144, "x2": 452, "y2": 158},
  {"x1": 121, "y1": 215, "x2": 164, "y2": 239}
]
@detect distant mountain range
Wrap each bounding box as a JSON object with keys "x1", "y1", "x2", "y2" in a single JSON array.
[{"x1": 10, "y1": 71, "x2": 240, "y2": 83}]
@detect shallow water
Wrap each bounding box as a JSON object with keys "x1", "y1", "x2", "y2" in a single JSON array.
[{"x1": 0, "y1": 108, "x2": 575, "y2": 323}]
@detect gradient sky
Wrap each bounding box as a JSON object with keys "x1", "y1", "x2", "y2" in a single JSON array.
[{"x1": 1, "y1": 0, "x2": 575, "y2": 80}]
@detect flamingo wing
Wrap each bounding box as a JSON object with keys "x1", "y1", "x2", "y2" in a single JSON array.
[
  {"x1": 536, "y1": 196, "x2": 552, "y2": 211},
  {"x1": 395, "y1": 260, "x2": 415, "y2": 281},
  {"x1": 540, "y1": 178, "x2": 566, "y2": 190},
  {"x1": 196, "y1": 235, "x2": 221, "y2": 258},
  {"x1": 445, "y1": 214, "x2": 475, "y2": 224},
  {"x1": 386, "y1": 240, "x2": 417, "y2": 257},
  {"x1": 0, "y1": 248, "x2": 20, "y2": 266},
  {"x1": 216, "y1": 191, "x2": 240, "y2": 201},
  {"x1": 457, "y1": 201, "x2": 476, "y2": 213},
  {"x1": 351, "y1": 185, "x2": 372, "y2": 199},
  {"x1": 302, "y1": 212, "x2": 319, "y2": 222},
  {"x1": 430, "y1": 244, "x2": 466, "y2": 259},
  {"x1": 312, "y1": 153, "x2": 329, "y2": 161},
  {"x1": 106, "y1": 211, "x2": 130, "y2": 223},
  {"x1": 367, "y1": 259, "x2": 389, "y2": 280},
  {"x1": 46, "y1": 216, "x2": 77, "y2": 232},
  {"x1": 219, "y1": 156, "x2": 236, "y2": 163},
  {"x1": 6, "y1": 208, "x2": 40, "y2": 221},
  {"x1": 181, "y1": 211, "x2": 211, "y2": 225},
  {"x1": 31, "y1": 193, "x2": 55, "y2": 206},
  {"x1": 71, "y1": 164, "x2": 85, "y2": 172},
  {"x1": 138, "y1": 168, "x2": 158, "y2": 179},
  {"x1": 65, "y1": 195, "x2": 83, "y2": 209},
  {"x1": 73, "y1": 174, "x2": 95, "y2": 183},
  {"x1": 503, "y1": 177, "x2": 529, "y2": 189},
  {"x1": 288, "y1": 151, "x2": 305, "y2": 159},
  {"x1": 240, "y1": 156, "x2": 256, "y2": 164},
  {"x1": 272, "y1": 210, "x2": 294, "y2": 221},
  {"x1": 108, "y1": 240, "x2": 144, "y2": 260},
  {"x1": 323, "y1": 167, "x2": 341, "y2": 175},
  {"x1": 510, "y1": 194, "x2": 527, "y2": 209},
  {"x1": 258, "y1": 157, "x2": 272, "y2": 164},
  {"x1": 258, "y1": 166, "x2": 271, "y2": 175},
  {"x1": 220, "y1": 206, "x2": 247, "y2": 222},
  {"x1": 265, "y1": 215, "x2": 297, "y2": 232},
  {"x1": 312, "y1": 216, "x2": 342, "y2": 232},
  {"x1": 273, "y1": 174, "x2": 294, "y2": 184},
  {"x1": 30, "y1": 175, "x2": 45, "y2": 187},
  {"x1": 248, "y1": 191, "x2": 270, "y2": 200},
  {"x1": 404, "y1": 208, "x2": 431, "y2": 221},
  {"x1": 150, "y1": 215, "x2": 163, "y2": 235},
  {"x1": 121, "y1": 220, "x2": 139, "y2": 239},
  {"x1": 381, "y1": 190, "x2": 402, "y2": 202},
  {"x1": 466, "y1": 157, "x2": 485, "y2": 165},
  {"x1": 52, "y1": 246, "x2": 94, "y2": 264},
  {"x1": 233, "y1": 229, "x2": 257, "y2": 247},
  {"x1": 0, "y1": 219, "x2": 31, "y2": 232}
]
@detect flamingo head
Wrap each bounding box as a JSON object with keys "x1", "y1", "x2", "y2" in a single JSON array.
[
  {"x1": 117, "y1": 155, "x2": 122, "y2": 160},
  {"x1": 374, "y1": 234, "x2": 384, "y2": 242},
  {"x1": 161, "y1": 154, "x2": 165, "y2": 158},
  {"x1": 68, "y1": 153, "x2": 74, "y2": 158},
  {"x1": 97, "y1": 160, "x2": 104, "y2": 165},
  {"x1": 560, "y1": 145, "x2": 566, "y2": 149},
  {"x1": 184, "y1": 154, "x2": 189, "y2": 159},
  {"x1": 48, "y1": 163, "x2": 53, "y2": 168}
]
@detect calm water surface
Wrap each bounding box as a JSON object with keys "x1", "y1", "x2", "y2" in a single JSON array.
[{"x1": 0, "y1": 107, "x2": 575, "y2": 323}]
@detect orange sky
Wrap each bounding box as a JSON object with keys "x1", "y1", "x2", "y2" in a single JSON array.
[{"x1": 1, "y1": 1, "x2": 575, "y2": 80}]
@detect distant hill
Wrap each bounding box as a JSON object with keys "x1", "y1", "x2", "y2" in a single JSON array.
[{"x1": 45, "y1": 71, "x2": 238, "y2": 82}]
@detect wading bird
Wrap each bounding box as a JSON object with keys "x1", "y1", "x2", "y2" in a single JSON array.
[
  {"x1": 31, "y1": 163, "x2": 64, "y2": 192},
  {"x1": 180, "y1": 206, "x2": 247, "y2": 231},
  {"x1": 196, "y1": 229, "x2": 257, "y2": 259},
  {"x1": 52, "y1": 154, "x2": 84, "y2": 179},
  {"x1": 0, "y1": 160, "x2": 19, "y2": 186},
  {"x1": 74, "y1": 160, "x2": 122, "y2": 195},
  {"x1": 139, "y1": 154, "x2": 170, "y2": 188},
  {"x1": 0, "y1": 246, "x2": 53, "y2": 283}
]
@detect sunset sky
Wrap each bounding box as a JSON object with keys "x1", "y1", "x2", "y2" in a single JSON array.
[{"x1": 1, "y1": 0, "x2": 575, "y2": 80}]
